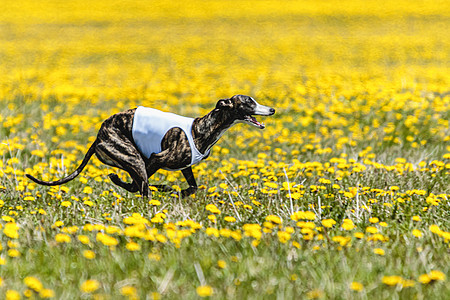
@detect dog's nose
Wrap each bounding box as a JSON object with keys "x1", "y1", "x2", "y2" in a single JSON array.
[{"x1": 269, "y1": 108, "x2": 275, "y2": 115}]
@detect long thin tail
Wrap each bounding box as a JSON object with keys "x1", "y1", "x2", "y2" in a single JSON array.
[{"x1": 26, "y1": 141, "x2": 97, "y2": 186}]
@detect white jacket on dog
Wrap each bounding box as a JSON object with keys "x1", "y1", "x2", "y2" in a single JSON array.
[{"x1": 132, "y1": 106, "x2": 209, "y2": 169}]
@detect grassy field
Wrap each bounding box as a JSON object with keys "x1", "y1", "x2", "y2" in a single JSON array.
[{"x1": 1, "y1": 0, "x2": 449, "y2": 299}]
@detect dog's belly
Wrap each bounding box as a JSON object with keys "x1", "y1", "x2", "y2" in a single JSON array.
[{"x1": 162, "y1": 166, "x2": 188, "y2": 172}]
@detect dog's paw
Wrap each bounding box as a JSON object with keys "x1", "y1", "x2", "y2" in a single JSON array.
[
  {"x1": 108, "y1": 173, "x2": 121, "y2": 184},
  {"x1": 108, "y1": 173, "x2": 119, "y2": 179},
  {"x1": 179, "y1": 187, "x2": 198, "y2": 198}
]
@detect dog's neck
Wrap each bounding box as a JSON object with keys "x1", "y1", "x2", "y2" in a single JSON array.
[{"x1": 192, "y1": 109, "x2": 236, "y2": 154}]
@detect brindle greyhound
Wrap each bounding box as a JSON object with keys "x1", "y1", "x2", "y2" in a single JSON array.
[{"x1": 26, "y1": 95, "x2": 275, "y2": 198}]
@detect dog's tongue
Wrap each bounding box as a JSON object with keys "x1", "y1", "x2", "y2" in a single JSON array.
[{"x1": 250, "y1": 116, "x2": 265, "y2": 129}]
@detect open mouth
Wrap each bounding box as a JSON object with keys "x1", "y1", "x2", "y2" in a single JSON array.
[{"x1": 244, "y1": 115, "x2": 265, "y2": 129}]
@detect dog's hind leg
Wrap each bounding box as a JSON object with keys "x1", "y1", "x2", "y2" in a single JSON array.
[
  {"x1": 109, "y1": 174, "x2": 172, "y2": 193},
  {"x1": 96, "y1": 140, "x2": 150, "y2": 198},
  {"x1": 108, "y1": 174, "x2": 173, "y2": 193},
  {"x1": 113, "y1": 163, "x2": 149, "y2": 198},
  {"x1": 108, "y1": 174, "x2": 139, "y2": 193}
]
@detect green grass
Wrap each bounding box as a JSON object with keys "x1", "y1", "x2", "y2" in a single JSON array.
[{"x1": 1, "y1": 113, "x2": 449, "y2": 298}]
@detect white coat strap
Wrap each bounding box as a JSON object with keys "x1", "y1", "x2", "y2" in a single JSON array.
[{"x1": 132, "y1": 106, "x2": 209, "y2": 166}]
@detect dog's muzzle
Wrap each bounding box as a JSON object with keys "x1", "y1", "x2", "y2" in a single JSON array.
[
  {"x1": 254, "y1": 104, "x2": 276, "y2": 116},
  {"x1": 244, "y1": 104, "x2": 275, "y2": 129}
]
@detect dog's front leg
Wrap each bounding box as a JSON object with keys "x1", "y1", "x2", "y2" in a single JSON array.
[{"x1": 180, "y1": 167, "x2": 198, "y2": 198}]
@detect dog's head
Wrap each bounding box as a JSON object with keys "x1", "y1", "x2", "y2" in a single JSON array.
[{"x1": 215, "y1": 95, "x2": 275, "y2": 129}]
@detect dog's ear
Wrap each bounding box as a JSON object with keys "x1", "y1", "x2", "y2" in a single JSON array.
[{"x1": 216, "y1": 98, "x2": 234, "y2": 109}]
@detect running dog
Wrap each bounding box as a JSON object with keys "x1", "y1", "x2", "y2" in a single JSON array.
[{"x1": 26, "y1": 95, "x2": 275, "y2": 198}]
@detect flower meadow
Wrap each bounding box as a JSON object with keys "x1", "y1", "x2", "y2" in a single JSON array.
[{"x1": 1, "y1": 0, "x2": 449, "y2": 299}]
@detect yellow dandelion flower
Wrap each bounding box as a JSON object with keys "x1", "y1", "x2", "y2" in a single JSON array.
[
  {"x1": 39, "y1": 289, "x2": 55, "y2": 298},
  {"x1": 429, "y1": 270, "x2": 445, "y2": 281},
  {"x1": 292, "y1": 241, "x2": 301, "y2": 249},
  {"x1": 8, "y1": 241, "x2": 18, "y2": 248},
  {"x1": 266, "y1": 215, "x2": 282, "y2": 224},
  {"x1": 350, "y1": 281, "x2": 364, "y2": 292},
  {"x1": 6, "y1": 290, "x2": 21, "y2": 300},
  {"x1": 219, "y1": 183, "x2": 228, "y2": 189},
  {"x1": 83, "y1": 200, "x2": 94, "y2": 207},
  {"x1": 217, "y1": 260, "x2": 227, "y2": 269},
  {"x1": 60, "y1": 186, "x2": 69, "y2": 193},
  {"x1": 418, "y1": 274, "x2": 431, "y2": 284},
  {"x1": 207, "y1": 214, "x2": 216, "y2": 222},
  {"x1": 78, "y1": 235, "x2": 90, "y2": 245},
  {"x1": 8, "y1": 249, "x2": 20, "y2": 258},
  {"x1": 126, "y1": 241, "x2": 141, "y2": 251},
  {"x1": 2, "y1": 216, "x2": 14, "y2": 222},
  {"x1": 412, "y1": 229, "x2": 422, "y2": 238},
  {"x1": 25, "y1": 289, "x2": 34, "y2": 297},
  {"x1": 219, "y1": 228, "x2": 231, "y2": 238},
  {"x1": 149, "y1": 199, "x2": 161, "y2": 206},
  {"x1": 3, "y1": 223, "x2": 19, "y2": 239},
  {"x1": 55, "y1": 233, "x2": 71, "y2": 243},
  {"x1": 366, "y1": 226, "x2": 378, "y2": 234},
  {"x1": 321, "y1": 219, "x2": 336, "y2": 228},
  {"x1": 24, "y1": 276, "x2": 43, "y2": 292},
  {"x1": 285, "y1": 226, "x2": 295, "y2": 234},
  {"x1": 401, "y1": 279, "x2": 415, "y2": 288},
  {"x1": 196, "y1": 285, "x2": 213, "y2": 297},
  {"x1": 124, "y1": 213, "x2": 150, "y2": 225},
  {"x1": 120, "y1": 286, "x2": 137, "y2": 297},
  {"x1": 83, "y1": 186, "x2": 93, "y2": 194},
  {"x1": 429, "y1": 270, "x2": 446, "y2": 281},
  {"x1": 341, "y1": 219, "x2": 355, "y2": 230},
  {"x1": 80, "y1": 279, "x2": 100, "y2": 293},
  {"x1": 148, "y1": 253, "x2": 161, "y2": 261},
  {"x1": 52, "y1": 221, "x2": 64, "y2": 228},
  {"x1": 369, "y1": 217, "x2": 379, "y2": 224},
  {"x1": 96, "y1": 233, "x2": 119, "y2": 246},
  {"x1": 224, "y1": 216, "x2": 236, "y2": 223},
  {"x1": 61, "y1": 201, "x2": 71, "y2": 207},
  {"x1": 243, "y1": 224, "x2": 262, "y2": 240},
  {"x1": 382, "y1": 275, "x2": 402, "y2": 286},
  {"x1": 332, "y1": 236, "x2": 351, "y2": 246},
  {"x1": 155, "y1": 234, "x2": 167, "y2": 243},
  {"x1": 277, "y1": 231, "x2": 291, "y2": 243},
  {"x1": 83, "y1": 250, "x2": 96, "y2": 259},
  {"x1": 429, "y1": 224, "x2": 442, "y2": 235},
  {"x1": 373, "y1": 248, "x2": 385, "y2": 256},
  {"x1": 205, "y1": 227, "x2": 219, "y2": 237},
  {"x1": 306, "y1": 289, "x2": 324, "y2": 299},
  {"x1": 205, "y1": 204, "x2": 221, "y2": 214}
]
